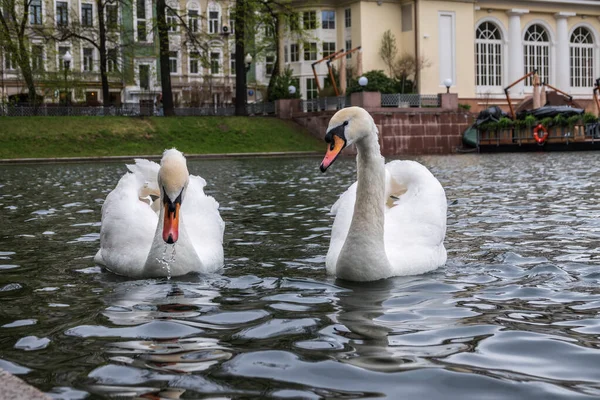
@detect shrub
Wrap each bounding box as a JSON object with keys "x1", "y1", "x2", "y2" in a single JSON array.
[
  {"x1": 582, "y1": 112, "x2": 598, "y2": 124},
  {"x1": 540, "y1": 117, "x2": 553, "y2": 128},
  {"x1": 567, "y1": 115, "x2": 581, "y2": 127},
  {"x1": 458, "y1": 103, "x2": 471, "y2": 111},
  {"x1": 267, "y1": 67, "x2": 301, "y2": 101},
  {"x1": 524, "y1": 115, "x2": 537, "y2": 128},
  {"x1": 346, "y1": 70, "x2": 399, "y2": 94},
  {"x1": 497, "y1": 117, "x2": 514, "y2": 129},
  {"x1": 553, "y1": 114, "x2": 568, "y2": 127}
]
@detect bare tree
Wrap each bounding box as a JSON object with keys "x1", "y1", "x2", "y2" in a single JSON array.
[
  {"x1": 379, "y1": 29, "x2": 397, "y2": 77},
  {"x1": 0, "y1": 0, "x2": 38, "y2": 104},
  {"x1": 394, "y1": 53, "x2": 431, "y2": 93}
]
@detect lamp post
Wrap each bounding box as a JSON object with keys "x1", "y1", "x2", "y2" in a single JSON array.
[
  {"x1": 244, "y1": 53, "x2": 253, "y2": 105},
  {"x1": 288, "y1": 85, "x2": 296, "y2": 96},
  {"x1": 443, "y1": 78, "x2": 452, "y2": 94},
  {"x1": 358, "y1": 76, "x2": 368, "y2": 89},
  {"x1": 63, "y1": 50, "x2": 72, "y2": 106}
]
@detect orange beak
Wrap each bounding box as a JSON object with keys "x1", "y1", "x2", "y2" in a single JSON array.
[
  {"x1": 163, "y1": 202, "x2": 180, "y2": 244},
  {"x1": 320, "y1": 135, "x2": 346, "y2": 172}
]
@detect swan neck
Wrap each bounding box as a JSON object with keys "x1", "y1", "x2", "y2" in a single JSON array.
[
  {"x1": 335, "y1": 124, "x2": 391, "y2": 281},
  {"x1": 354, "y1": 131, "x2": 386, "y2": 236}
]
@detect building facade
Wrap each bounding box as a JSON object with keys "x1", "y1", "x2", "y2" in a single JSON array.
[{"x1": 3, "y1": 0, "x2": 600, "y2": 105}]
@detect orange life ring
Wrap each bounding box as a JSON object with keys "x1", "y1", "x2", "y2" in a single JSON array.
[{"x1": 533, "y1": 124, "x2": 548, "y2": 144}]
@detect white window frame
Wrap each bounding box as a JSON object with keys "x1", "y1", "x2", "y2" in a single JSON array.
[
  {"x1": 107, "y1": 47, "x2": 119, "y2": 73},
  {"x1": 323, "y1": 41, "x2": 336, "y2": 58},
  {"x1": 105, "y1": 3, "x2": 119, "y2": 30},
  {"x1": 303, "y1": 10, "x2": 316, "y2": 30},
  {"x1": 344, "y1": 8, "x2": 351, "y2": 28},
  {"x1": 438, "y1": 11, "x2": 456, "y2": 87},
  {"x1": 135, "y1": 0, "x2": 151, "y2": 43},
  {"x1": 135, "y1": 59, "x2": 155, "y2": 90},
  {"x1": 55, "y1": 0, "x2": 69, "y2": 26},
  {"x1": 81, "y1": 2, "x2": 94, "y2": 27},
  {"x1": 169, "y1": 51, "x2": 179, "y2": 74},
  {"x1": 207, "y1": 2, "x2": 221, "y2": 34},
  {"x1": 30, "y1": 0, "x2": 43, "y2": 25},
  {"x1": 31, "y1": 43, "x2": 45, "y2": 72},
  {"x1": 209, "y1": 49, "x2": 222, "y2": 75},
  {"x1": 306, "y1": 77, "x2": 317, "y2": 99},
  {"x1": 82, "y1": 47, "x2": 94, "y2": 72},
  {"x1": 166, "y1": 7, "x2": 178, "y2": 32},
  {"x1": 303, "y1": 42, "x2": 317, "y2": 61},
  {"x1": 230, "y1": 52, "x2": 236, "y2": 75},
  {"x1": 523, "y1": 22, "x2": 551, "y2": 89},
  {"x1": 322, "y1": 10, "x2": 335, "y2": 29},
  {"x1": 475, "y1": 20, "x2": 504, "y2": 90},
  {"x1": 187, "y1": 2, "x2": 200, "y2": 33},
  {"x1": 290, "y1": 43, "x2": 299, "y2": 62},
  {"x1": 569, "y1": 24, "x2": 596, "y2": 91}
]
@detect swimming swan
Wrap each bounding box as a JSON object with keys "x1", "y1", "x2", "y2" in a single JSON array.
[
  {"x1": 94, "y1": 149, "x2": 224, "y2": 278},
  {"x1": 320, "y1": 107, "x2": 447, "y2": 281}
]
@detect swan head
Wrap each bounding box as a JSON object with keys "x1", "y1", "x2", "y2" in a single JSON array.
[
  {"x1": 158, "y1": 149, "x2": 189, "y2": 244},
  {"x1": 320, "y1": 107, "x2": 375, "y2": 172}
]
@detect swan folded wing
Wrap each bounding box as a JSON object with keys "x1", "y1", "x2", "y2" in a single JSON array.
[
  {"x1": 326, "y1": 182, "x2": 357, "y2": 275},
  {"x1": 97, "y1": 173, "x2": 158, "y2": 276},
  {"x1": 181, "y1": 175, "x2": 225, "y2": 272},
  {"x1": 127, "y1": 158, "x2": 160, "y2": 192},
  {"x1": 383, "y1": 160, "x2": 448, "y2": 274}
]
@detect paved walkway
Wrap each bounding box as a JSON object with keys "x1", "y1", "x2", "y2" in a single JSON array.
[
  {"x1": 0, "y1": 369, "x2": 51, "y2": 400},
  {"x1": 0, "y1": 151, "x2": 322, "y2": 165}
]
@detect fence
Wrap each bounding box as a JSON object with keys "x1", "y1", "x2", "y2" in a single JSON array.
[
  {"x1": 0, "y1": 102, "x2": 276, "y2": 117},
  {"x1": 300, "y1": 96, "x2": 350, "y2": 113},
  {"x1": 381, "y1": 94, "x2": 441, "y2": 108}
]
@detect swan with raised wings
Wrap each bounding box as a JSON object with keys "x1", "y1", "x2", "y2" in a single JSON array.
[
  {"x1": 94, "y1": 149, "x2": 224, "y2": 278},
  {"x1": 320, "y1": 107, "x2": 447, "y2": 282}
]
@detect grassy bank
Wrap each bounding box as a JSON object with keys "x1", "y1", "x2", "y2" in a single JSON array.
[{"x1": 0, "y1": 116, "x2": 323, "y2": 159}]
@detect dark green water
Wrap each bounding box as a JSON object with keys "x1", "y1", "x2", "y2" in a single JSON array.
[{"x1": 1, "y1": 153, "x2": 599, "y2": 399}]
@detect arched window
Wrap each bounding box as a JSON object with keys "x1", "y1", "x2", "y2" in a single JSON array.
[
  {"x1": 570, "y1": 26, "x2": 594, "y2": 88},
  {"x1": 207, "y1": 2, "x2": 221, "y2": 34},
  {"x1": 524, "y1": 24, "x2": 549, "y2": 86},
  {"x1": 475, "y1": 21, "x2": 503, "y2": 87},
  {"x1": 187, "y1": 2, "x2": 200, "y2": 33}
]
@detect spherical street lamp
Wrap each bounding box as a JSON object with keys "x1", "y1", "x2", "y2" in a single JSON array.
[
  {"x1": 288, "y1": 85, "x2": 296, "y2": 95},
  {"x1": 62, "y1": 50, "x2": 72, "y2": 106},
  {"x1": 244, "y1": 53, "x2": 253, "y2": 72},
  {"x1": 443, "y1": 78, "x2": 452, "y2": 94},
  {"x1": 358, "y1": 76, "x2": 368, "y2": 87}
]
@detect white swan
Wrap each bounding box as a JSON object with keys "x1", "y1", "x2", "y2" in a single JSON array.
[
  {"x1": 320, "y1": 107, "x2": 447, "y2": 281},
  {"x1": 94, "y1": 149, "x2": 224, "y2": 278}
]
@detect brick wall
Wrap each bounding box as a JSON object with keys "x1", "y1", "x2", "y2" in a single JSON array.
[{"x1": 293, "y1": 109, "x2": 473, "y2": 155}]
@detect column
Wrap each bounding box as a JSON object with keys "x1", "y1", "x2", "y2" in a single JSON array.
[
  {"x1": 506, "y1": 9, "x2": 528, "y2": 95},
  {"x1": 555, "y1": 12, "x2": 575, "y2": 91}
]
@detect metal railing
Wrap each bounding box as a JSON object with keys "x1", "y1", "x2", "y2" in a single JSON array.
[
  {"x1": 300, "y1": 96, "x2": 349, "y2": 112},
  {"x1": 381, "y1": 94, "x2": 440, "y2": 108},
  {"x1": 0, "y1": 102, "x2": 276, "y2": 117}
]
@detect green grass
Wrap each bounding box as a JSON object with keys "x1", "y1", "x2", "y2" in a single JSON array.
[{"x1": 0, "y1": 116, "x2": 323, "y2": 159}]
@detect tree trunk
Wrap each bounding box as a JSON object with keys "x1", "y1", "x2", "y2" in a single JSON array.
[
  {"x1": 234, "y1": 0, "x2": 247, "y2": 116},
  {"x1": 266, "y1": 17, "x2": 280, "y2": 102},
  {"x1": 156, "y1": 0, "x2": 174, "y2": 116},
  {"x1": 17, "y1": 38, "x2": 37, "y2": 106},
  {"x1": 96, "y1": 0, "x2": 110, "y2": 109}
]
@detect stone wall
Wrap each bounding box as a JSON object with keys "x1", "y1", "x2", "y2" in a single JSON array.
[{"x1": 292, "y1": 108, "x2": 473, "y2": 156}]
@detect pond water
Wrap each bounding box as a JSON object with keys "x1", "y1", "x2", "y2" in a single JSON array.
[{"x1": 0, "y1": 152, "x2": 599, "y2": 399}]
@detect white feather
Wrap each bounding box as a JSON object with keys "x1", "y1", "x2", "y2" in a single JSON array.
[{"x1": 95, "y1": 151, "x2": 224, "y2": 278}]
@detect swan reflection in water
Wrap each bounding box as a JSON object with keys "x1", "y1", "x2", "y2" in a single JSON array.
[
  {"x1": 331, "y1": 273, "x2": 468, "y2": 373},
  {"x1": 85, "y1": 278, "x2": 234, "y2": 399}
]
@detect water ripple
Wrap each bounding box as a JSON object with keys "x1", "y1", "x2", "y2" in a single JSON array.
[{"x1": 0, "y1": 154, "x2": 599, "y2": 398}]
